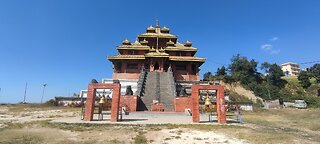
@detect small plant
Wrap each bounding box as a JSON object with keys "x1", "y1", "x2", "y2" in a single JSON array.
[
  {"x1": 194, "y1": 137, "x2": 203, "y2": 140},
  {"x1": 133, "y1": 131, "x2": 148, "y2": 144},
  {"x1": 108, "y1": 139, "x2": 124, "y2": 144},
  {"x1": 177, "y1": 130, "x2": 183, "y2": 135},
  {"x1": 164, "y1": 137, "x2": 172, "y2": 140}
]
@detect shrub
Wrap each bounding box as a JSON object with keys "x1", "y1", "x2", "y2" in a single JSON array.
[
  {"x1": 45, "y1": 99, "x2": 58, "y2": 106},
  {"x1": 304, "y1": 96, "x2": 320, "y2": 108}
]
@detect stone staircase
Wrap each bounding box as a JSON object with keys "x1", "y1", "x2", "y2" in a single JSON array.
[{"x1": 139, "y1": 71, "x2": 176, "y2": 111}]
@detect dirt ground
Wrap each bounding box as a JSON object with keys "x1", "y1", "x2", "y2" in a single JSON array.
[{"x1": 0, "y1": 104, "x2": 319, "y2": 144}]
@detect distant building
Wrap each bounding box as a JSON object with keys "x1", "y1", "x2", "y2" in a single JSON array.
[{"x1": 281, "y1": 62, "x2": 300, "y2": 76}]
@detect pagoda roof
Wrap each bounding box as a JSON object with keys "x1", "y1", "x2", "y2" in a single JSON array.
[
  {"x1": 117, "y1": 45, "x2": 150, "y2": 50},
  {"x1": 108, "y1": 55, "x2": 145, "y2": 60},
  {"x1": 165, "y1": 42, "x2": 197, "y2": 52},
  {"x1": 169, "y1": 56, "x2": 205, "y2": 63},
  {"x1": 138, "y1": 32, "x2": 177, "y2": 39},
  {"x1": 165, "y1": 46, "x2": 197, "y2": 52},
  {"x1": 145, "y1": 51, "x2": 170, "y2": 58}
]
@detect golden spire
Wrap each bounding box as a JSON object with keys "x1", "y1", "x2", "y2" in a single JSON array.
[{"x1": 156, "y1": 18, "x2": 159, "y2": 27}]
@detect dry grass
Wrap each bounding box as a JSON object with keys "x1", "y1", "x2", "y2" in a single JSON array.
[
  {"x1": 235, "y1": 108, "x2": 320, "y2": 143},
  {"x1": 0, "y1": 104, "x2": 319, "y2": 143},
  {"x1": 3, "y1": 103, "x2": 80, "y2": 113}
]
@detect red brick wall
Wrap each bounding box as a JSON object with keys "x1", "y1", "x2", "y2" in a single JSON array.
[
  {"x1": 151, "y1": 103, "x2": 164, "y2": 111},
  {"x1": 174, "y1": 96, "x2": 193, "y2": 112},
  {"x1": 120, "y1": 96, "x2": 138, "y2": 112},
  {"x1": 112, "y1": 73, "x2": 140, "y2": 80},
  {"x1": 173, "y1": 71, "x2": 200, "y2": 81}
]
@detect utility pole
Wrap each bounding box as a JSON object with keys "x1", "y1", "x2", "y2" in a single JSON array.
[
  {"x1": 23, "y1": 82, "x2": 28, "y2": 103},
  {"x1": 41, "y1": 84, "x2": 47, "y2": 103}
]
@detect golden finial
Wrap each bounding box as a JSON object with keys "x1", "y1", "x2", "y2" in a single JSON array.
[{"x1": 156, "y1": 18, "x2": 159, "y2": 27}]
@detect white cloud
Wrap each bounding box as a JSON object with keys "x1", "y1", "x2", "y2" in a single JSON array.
[
  {"x1": 261, "y1": 44, "x2": 280, "y2": 55},
  {"x1": 270, "y1": 37, "x2": 279, "y2": 41},
  {"x1": 261, "y1": 44, "x2": 273, "y2": 50},
  {"x1": 270, "y1": 49, "x2": 280, "y2": 55}
]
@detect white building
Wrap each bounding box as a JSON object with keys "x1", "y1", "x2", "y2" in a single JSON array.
[
  {"x1": 79, "y1": 79, "x2": 138, "y2": 98},
  {"x1": 281, "y1": 62, "x2": 300, "y2": 76}
]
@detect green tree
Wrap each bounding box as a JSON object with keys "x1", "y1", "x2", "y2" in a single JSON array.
[
  {"x1": 298, "y1": 64, "x2": 320, "y2": 89},
  {"x1": 309, "y1": 64, "x2": 320, "y2": 83},
  {"x1": 216, "y1": 66, "x2": 227, "y2": 76},
  {"x1": 298, "y1": 71, "x2": 311, "y2": 89},
  {"x1": 228, "y1": 54, "x2": 261, "y2": 87},
  {"x1": 261, "y1": 62, "x2": 286, "y2": 88},
  {"x1": 203, "y1": 72, "x2": 214, "y2": 81}
]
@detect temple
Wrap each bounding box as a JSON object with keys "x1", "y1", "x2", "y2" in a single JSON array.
[
  {"x1": 108, "y1": 20, "x2": 205, "y2": 81},
  {"x1": 106, "y1": 20, "x2": 206, "y2": 111}
]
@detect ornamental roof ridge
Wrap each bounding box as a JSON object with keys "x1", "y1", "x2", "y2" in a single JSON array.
[
  {"x1": 132, "y1": 39, "x2": 141, "y2": 46},
  {"x1": 165, "y1": 46, "x2": 197, "y2": 50},
  {"x1": 169, "y1": 56, "x2": 205, "y2": 62},
  {"x1": 108, "y1": 55, "x2": 145, "y2": 60},
  {"x1": 117, "y1": 44, "x2": 149, "y2": 48},
  {"x1": 145, "y1": 51, "x2": 170, "y2": 57},
  {"x1": 138, "y1": 32, "x2": 177, "y2": 38}
]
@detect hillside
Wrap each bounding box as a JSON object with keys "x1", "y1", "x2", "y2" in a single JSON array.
[
  {"x1": 221, "y1": 82, "x2": 263, "y2": 103},
  {"x1": 280, "y1": 77, "x2": 320, "y2": 107},
  {"x1": 282, "y1": 77, "x2": 319, "y2": 96},
  {"x1": 220, "y1": 77, "x2": 320, "y2": 107}
]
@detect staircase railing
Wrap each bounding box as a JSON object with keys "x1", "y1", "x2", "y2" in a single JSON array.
[
  {"x1": 136, "y1": 69, "x2": 147, "y2": 97},
  {"x1": 156, "y1": 72, "x2": 161, "y2": 102}
]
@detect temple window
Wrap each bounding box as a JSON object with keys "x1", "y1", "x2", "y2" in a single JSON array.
[
  {"x1": 192, "y1": 64, "x2": 197, "y2": 74},
  {"x1": 176, "y1": 52, "x2": 187, "y2": 56},
  {"x1": 176, "y1": 65, "x2": 187, "y2": 70},
  {"x1": 127, "y1": 63, "x2": 138, "y2": 69},
  {"x1": 128, "y1": 50, "x2": 136, "y2": 55}
]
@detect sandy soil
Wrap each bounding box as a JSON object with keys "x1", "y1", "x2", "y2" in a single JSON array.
[
  {"x1": 0, "y1": 105, "x2": 248, "y2": 143},
  {"x1": 1, "y1": 104, "x2": 319, "y2": 144},
  {"x1": 146, "y1": 128, "x2": 247, "y2": 144}
]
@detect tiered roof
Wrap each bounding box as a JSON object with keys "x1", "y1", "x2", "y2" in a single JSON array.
[{"x1": 108, "y1": 21, "x2": 205, "y2": 64}]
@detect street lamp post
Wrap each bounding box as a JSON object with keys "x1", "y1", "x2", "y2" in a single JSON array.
[
  {"x1": 23, "y1": 82, "x2": 28, "y2": 103},
  {"x1": 41, "y1": 84, "x2": 47, "y2": 103}
]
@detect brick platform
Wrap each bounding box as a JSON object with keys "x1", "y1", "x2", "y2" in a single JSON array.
[
  {"x1": 120, "y1": 95, "x2": 138, "y2": 112},
  {"x1": 174, "y1": 97, "x2": 192, "y2": 112}
]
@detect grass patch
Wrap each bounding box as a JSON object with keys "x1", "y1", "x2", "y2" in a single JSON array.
[
  {"x1": 45, "y1": 122, "x2": 115, "y2": 132},
  {"x1": 108, "y1": 139, "x2": 125, "y2": 144},
  {"x1": 2, "y1": 103, "x2": 80, "y2": 113},
  {"x1": 133, "y1": 130, "x2": 148, "y2": 144},
  {"x1": 56, "y1": 140, "x2": 97, "y2": 144},
  {"x1": 0, "y1": 134, "x2": 43, "y2": 144},
  {"x1": 177, "y1": 130, "x2": 183, "y2": 135}
]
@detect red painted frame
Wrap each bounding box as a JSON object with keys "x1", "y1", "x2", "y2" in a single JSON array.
[
  {"x1": 84, "y1": 83, "x2": 121, "y2": 122},
  {"x1": 191, "y1": 85, "x2": 226, "y2": 124}
]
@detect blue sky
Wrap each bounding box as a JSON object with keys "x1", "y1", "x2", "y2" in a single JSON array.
[{"x1": 0, "y1": 0, "x2": 319, "y2": 103}]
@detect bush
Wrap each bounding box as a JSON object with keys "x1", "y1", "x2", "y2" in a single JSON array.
[
  {"x1": 45, "y1": 99, "x2": 58, "y2": 106},
  {"x1": 304, "y1": 96, "x2": 320, "y2": 108}
]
